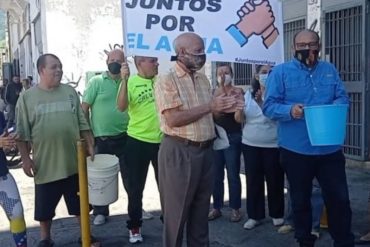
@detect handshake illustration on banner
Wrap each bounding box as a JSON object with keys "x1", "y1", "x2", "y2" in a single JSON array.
[{"x1": 227, "y1": 0, "x2": 279, "y2": 49}]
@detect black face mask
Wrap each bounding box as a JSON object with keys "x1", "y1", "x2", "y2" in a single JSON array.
[
  {"x1": 295, "y1": 49, "x2": 310, "y2": 66},
  {"x1": 295, "y1": 49, "x2": 319, "y2": 67},
  {"x1": 108, "y1": 62, "x2": 121, "y2": 75},
  {"x1": 179, "y1": 53, "x2": 206, "y2": 72}
]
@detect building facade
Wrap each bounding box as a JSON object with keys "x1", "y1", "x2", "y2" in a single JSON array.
[{"x1": 1, "y1": 0, "x2": 369, "y2": 160}]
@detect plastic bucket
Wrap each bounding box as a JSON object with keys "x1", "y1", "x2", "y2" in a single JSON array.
[
  {"x1": 304, "y1": 104, "x2": 348, "y2": 146},
  {"x1": 87, "y1": 154, "x2": 120, "y2": 206}
]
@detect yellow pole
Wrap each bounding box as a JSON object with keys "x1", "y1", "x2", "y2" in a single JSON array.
[
  {"x1": 320, "y1": 206, "x2": 328, "y2": 228},
  {"x1": 77, "y1": 140, "x2": 91, "y2": 247}
]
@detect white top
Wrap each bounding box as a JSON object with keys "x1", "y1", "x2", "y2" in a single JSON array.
[{"x1": 242, "y1": 92, "x2": 278, "y2": 148}]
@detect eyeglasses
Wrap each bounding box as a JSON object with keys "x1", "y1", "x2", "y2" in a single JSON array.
[{"x1": 295, "y1": 42, "x2": 319, "y2": 50}]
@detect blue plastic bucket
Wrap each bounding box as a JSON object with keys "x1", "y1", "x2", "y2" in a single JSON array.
[{"x1": 304, "y1": 104, "x2": 348, "y2": 146}]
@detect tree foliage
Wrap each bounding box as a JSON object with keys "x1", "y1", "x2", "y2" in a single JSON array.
[{"x1": 0, "y1": 10, "x2": 6, "y2": 43}]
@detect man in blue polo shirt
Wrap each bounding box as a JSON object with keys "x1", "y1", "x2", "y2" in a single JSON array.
[{"x1": 263, "y1": 29, "x2": 354, "y2": 247}]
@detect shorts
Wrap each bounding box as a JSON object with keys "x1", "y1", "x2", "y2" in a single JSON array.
[{"x1": 34, "y1": 174, "x2": 80, "y2": 221}]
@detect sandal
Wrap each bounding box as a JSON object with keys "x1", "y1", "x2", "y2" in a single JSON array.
[
  {"x1": 37, "y1": 239, "x2": 54, "y2": 247},
  {"x1": 230, "y1": 209, "x2": 242, "y2": 222},
  {"x1": 208, "y1": 209, "x2": 222, "y2": 221}
]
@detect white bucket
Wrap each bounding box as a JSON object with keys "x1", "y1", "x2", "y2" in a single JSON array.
[{"x1": 87, "y1": 154, "x2": 120, "y2": 206}]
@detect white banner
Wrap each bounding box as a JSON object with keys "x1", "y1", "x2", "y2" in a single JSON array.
[{"x1": 121, "y1": 0, "x2": 284, "y2": 65}]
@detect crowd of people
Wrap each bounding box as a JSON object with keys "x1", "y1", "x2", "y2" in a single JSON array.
[{"x1": 0, "y1": 29, "x2": 363, "y2": 247}]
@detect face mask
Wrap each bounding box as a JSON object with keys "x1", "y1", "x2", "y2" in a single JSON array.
[
  {"x1": 295, "y1": 49, "x2": 319, "y2": 67},
  {"x1": 259, "y1": 73, "x2": 268, "y2": 86},
  {"x1": 180, "y1": 53, "x2": 206, "y2": 72},
  {"x1": 108, "y1": 62, "x2": 121, "y2": 75},
  {"x1": 217, "y1": 74, "x2": 233, "y2": 85}
]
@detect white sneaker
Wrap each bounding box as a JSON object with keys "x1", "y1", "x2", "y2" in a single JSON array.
[
  {"x1": 129, "y1": 227, "x2": 143, "y2": 244},
  {"x1": 243, "y1": 219, "x2": 259, "y2": 229},
  {"x1": 142, "y1": 209, "x2": 154, "y2": 220},
  {"x1": 93, "y1": 214, "x2": 106, "y2": 226},
  {"x1": 311, "y1": 230, "x2": 320, "y2": 239},
  {"x1": 272, "y1": 218, "x2": 284, "y2": 226},
  {"x1": 278, "y1": 224, "x2": 294, "y2": 234}
]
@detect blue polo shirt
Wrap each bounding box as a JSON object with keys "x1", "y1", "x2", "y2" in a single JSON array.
[
  {"x1": 0, "y1": 112, "x2": 9, "y2": 176},
  {"x1": 263, "y1": 59, "x2": 349, "y2": 155}
]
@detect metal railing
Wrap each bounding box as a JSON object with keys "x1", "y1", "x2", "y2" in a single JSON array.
[
  {"x1": 325, "y1": 5, "x2": 365, "y2": 160},
  {"x1": 283, "y1": 19, "x2": 306, "y2": 61}
]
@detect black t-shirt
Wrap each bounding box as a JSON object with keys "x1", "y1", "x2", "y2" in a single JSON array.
[{"x1": 214, "y1": 113, "x2": 241, "y2": 134}]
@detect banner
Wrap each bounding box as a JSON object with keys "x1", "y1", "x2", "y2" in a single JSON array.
[{"x1": 121, "y1": 0, "x2": 284, "y2": 65}]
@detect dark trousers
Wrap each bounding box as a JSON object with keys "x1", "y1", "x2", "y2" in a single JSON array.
[
  {"x1": 92, "y1": 133, "x2": 127, "y2": 216},
  {"x1": 159, "y1": 135, "x2": 213, "y2": 247},
  {"x1": 212, "y1": 132, "x2": 242, "y2": 210},
  {"x1": 242, "y1": 144, "x2": 284, "y2": 220},
  {"x1": 7, "y1": 104, "x2": 16, "y2": 129},
  {"x1": 280, "y1": 148, "x2": 354, "y2": 247},
  {"x1": 122, "y1": 135, "x2": 159, "y2": 229}
]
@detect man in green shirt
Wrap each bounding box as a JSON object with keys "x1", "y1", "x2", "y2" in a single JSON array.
[
  {"x1": 117, "y1": 56, "x2": 162, "y2": 244},
  {"x1": 16, "y1": 54, "x2": 96, "y2": 247},
  {"x1": 82, "y1": 49, "x2": 129, "y2": 226}
]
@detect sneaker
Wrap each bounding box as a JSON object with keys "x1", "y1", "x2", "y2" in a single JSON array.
[
  {"x1": 278, "y1": 224, "x2": 294, "y2": 234},
  {"x1": 142, "y1": 209, "x2": 154, "y2": 220},
  {"x1": 243, "y1": 219, "x2": 259, "y2": 230},
  {"x1": 311, "y1": 230, "x2": 320, "y2": 239},
  {"x1": 208, "y1": 209, "x2": 222, "y2": 221},
  {"x1": 272, "y1": 218, "x2": 284, "y2": 226},
  {"x1": 230, "y1": 209, "x2": 242, "y2": 222},
  {"x1": 93, "y1": 214, "x2": 106, "y2": 226},
  {"x1": 129, "y1": 227, "x2": 143, "y2": 244}
]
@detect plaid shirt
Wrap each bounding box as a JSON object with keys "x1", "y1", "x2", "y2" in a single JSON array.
[{"x1": 154, "y1": 64, "x2": 215, "y2": 142}]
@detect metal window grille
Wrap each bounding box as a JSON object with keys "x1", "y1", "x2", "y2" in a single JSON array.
[
  {"x1": 325, "y1": 6, "x2": 362, "y2": 82},
  {"x1": 212, "y1": 62, "x2": 253, "y2": 87},
  {"x1": 283, "y1": 19, "x2": 306, "y2": 61},
  {"x1": 233, "y1": 63, "x2": 253, "y2": 86},
  {"x1": 325, "y1": 6, "x2": 364, "y2": 160}
]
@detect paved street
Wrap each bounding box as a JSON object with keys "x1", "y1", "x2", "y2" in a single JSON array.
[{"x1": 0, "y1": 164, "x2": 369, "y2": 247}]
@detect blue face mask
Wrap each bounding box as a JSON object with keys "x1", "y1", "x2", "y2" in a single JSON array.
[{"x1": 259, "y1": 73, "x2": 268, "y2": 86}]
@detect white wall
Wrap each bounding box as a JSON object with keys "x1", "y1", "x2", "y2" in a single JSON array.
[{"x1": 43, "y1": 0, "x2": 125, "y2": 91}]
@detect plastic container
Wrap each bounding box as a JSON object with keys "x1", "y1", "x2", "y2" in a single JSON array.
[
  {"x1": 304, "y1": 104, "x2": 348, "y2": 146},
  {"x1": 87, "y1": 154, "x2": 120, "y2": 206}
]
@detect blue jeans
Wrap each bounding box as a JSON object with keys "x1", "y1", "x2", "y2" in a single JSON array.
[
  {"x1": 280, "y1": 148, "x2": 354, "y2": 247},
  {"x1": 285, "y1": 179, "x2": 324, "y2": 231},
  {"x1": 211, "y1": 132, "x2": 242, "y2": 210}
]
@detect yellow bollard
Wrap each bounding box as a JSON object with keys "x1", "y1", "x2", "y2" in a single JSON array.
[
  {"x1": 77, "y1": 140, "x2": 91, "y2": 247},
  {"x1": 320, "y1": 206, "x2": 328, "y2": 228}
]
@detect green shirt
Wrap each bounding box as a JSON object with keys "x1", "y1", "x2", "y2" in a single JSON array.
[
  {"x1": 16, "y1": 84, "x2": 90, "y2": 184},
  {"x1": 83, "y1": 72, "x2": 129, "y2": 137},
  {"x1": 127, "y1": 75, "x2": 162, "y2": 143}
]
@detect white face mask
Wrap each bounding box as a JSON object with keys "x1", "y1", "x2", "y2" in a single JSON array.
[
  {"x1": 218, "y1": 74, "x2": 233, "y2": 85},
  {"x1": 259, "y1": 73, "x2": 268, "y2": 86}
]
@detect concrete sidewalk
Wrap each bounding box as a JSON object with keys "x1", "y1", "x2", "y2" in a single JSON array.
[{"x1": 0, "y1": 165, "x2": 369, "y2": 246}]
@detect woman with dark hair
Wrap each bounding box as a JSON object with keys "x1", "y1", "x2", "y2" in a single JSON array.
[
  {"x1": 208, "y1": 63, "x2": 244, "y2": 222},
  {"x1": 235, "y1": 64, "x2": 285, "y2": 229}
]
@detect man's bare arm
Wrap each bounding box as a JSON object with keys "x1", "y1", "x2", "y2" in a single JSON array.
[
  {"x1": 163, "y1": 94, "x2": 237, "y2": 128},
  {"x1": 17, "y1": 140, "x2": 35, "y2": 177},
  {"x1": 117, "y1": 79, "x2": 129, "y2": 112},
  {"x1": 117, "y1": 61, "x2": 130, "y2": 112},
  {"x1": 81, "y1": 102, "x2": 91, "y2": 125},
  {"x1": 163, "y1": 104, "x2": 211, "y2": 128}
]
